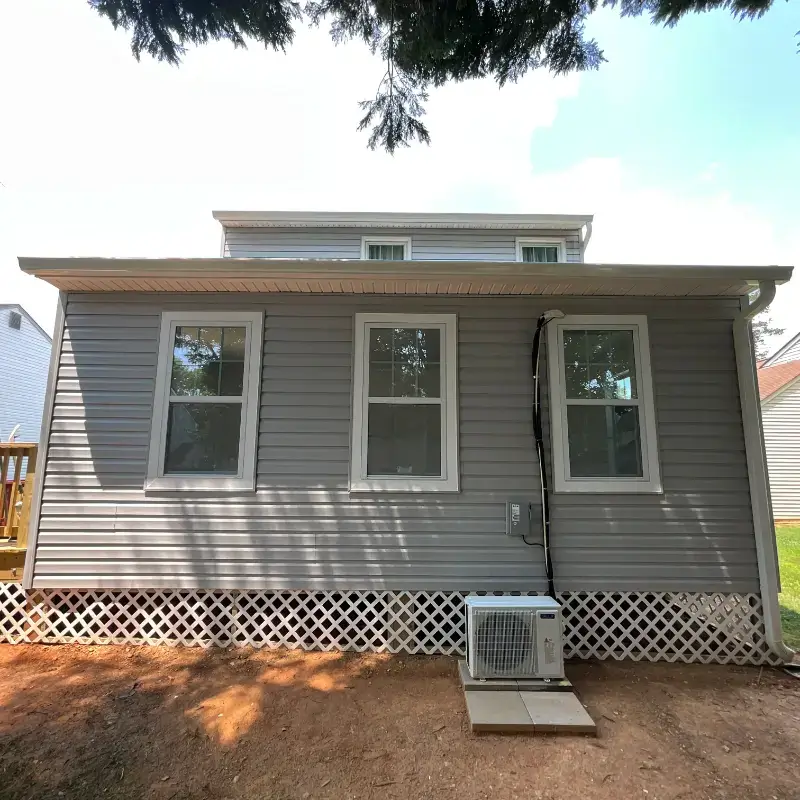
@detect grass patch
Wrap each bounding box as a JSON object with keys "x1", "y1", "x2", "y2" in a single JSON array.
[{"x1": 776, "y1": 525, "x2": 800, "y2": 650}]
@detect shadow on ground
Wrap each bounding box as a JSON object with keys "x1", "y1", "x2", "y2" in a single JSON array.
[{"x1": 0, "y1": 644, "x2": 798, "y2": 800}]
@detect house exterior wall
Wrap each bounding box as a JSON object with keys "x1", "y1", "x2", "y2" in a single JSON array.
[
  {"x1": 33, "y1": 293, "x2": 758, "y2": 592},
  {"x1": 30, "y1": 292, "x2": 759, "y2": 592},
  {"x1": 222, "y1": 227, "x2": 584, "y2": 262},
  {"x1": 0, "y1": 307, "x2": 51, "y2": 443},
  {"x1": 762, "y1": 379, "x2": 800, "y2": 519}
]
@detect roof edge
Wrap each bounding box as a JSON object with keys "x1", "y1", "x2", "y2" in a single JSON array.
[
  {"x1": 17, "y1": 257, "x2": 793, "y2": 297},
  {"x1": 758, "y1": 359, "x2": 800, "y2": 402},
  {"x1": 762, "y1": 331, "x2": 800, "y2": 367},
  {"x1": 17, "y1": 256, "x2": 793, "y2": 283},
  {"x1": 762, "y1": 375, "x2": 800, "y2": 403},
  {"x1": 211, "y1": 210, "x2": 594, "y2": 230}
]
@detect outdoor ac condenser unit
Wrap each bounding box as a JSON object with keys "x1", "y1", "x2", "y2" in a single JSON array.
[{"x1": 465, "y1": 596, "x2": 564, "y2": 680}]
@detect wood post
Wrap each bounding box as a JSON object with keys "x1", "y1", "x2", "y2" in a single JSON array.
[
  {"x1": 0, "y1": 449, "x2": 9, "y2": 532},
  {"x1": 4, "y1": 454, "x2": 23, "y2": 540},
  {"x1": 0, "y1": 444, "x2": 38, "y2": 582},
  {"x1": 16, "y1": 445, "x2": 37, "y2": 550}
]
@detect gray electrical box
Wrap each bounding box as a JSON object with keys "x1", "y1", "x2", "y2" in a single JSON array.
[{"x1": 506, "y1": 499, "x2": 531, "y2": 537}]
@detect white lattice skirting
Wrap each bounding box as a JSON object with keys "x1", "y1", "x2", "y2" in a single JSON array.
[{"x1": 0, "y1": 586, "x2": 780, "y2": 664}]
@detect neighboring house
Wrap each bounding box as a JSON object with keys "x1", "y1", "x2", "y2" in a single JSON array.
[
  {"x1": 0, "y1": 304, "x2": 52, "y2": 444},
  {"x1": 760, "y1": 331, "x2": 800, "y2": 366},
  {"x1": 758, "y1": 332, "x2": 800, "y2": 520},
  {"x1": 6, "y1": 211, "x2": 794, "y2": 665}
]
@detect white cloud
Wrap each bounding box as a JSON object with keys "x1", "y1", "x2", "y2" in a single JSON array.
[
  {"x1": 0, "y1": 1, "x2": 579, "y2": 333},
  {"x1": 0, "y1": 0, "x2": 796, "y2": 355},
  {"x1": 510, "y1": 158, "x2": 798, "y2": 351}
]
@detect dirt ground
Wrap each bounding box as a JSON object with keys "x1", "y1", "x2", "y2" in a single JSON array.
[{"x1": 0, "y1": 645, "x2": 798, "y2": 800}]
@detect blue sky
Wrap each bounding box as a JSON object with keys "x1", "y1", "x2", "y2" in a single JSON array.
[
  {"x1": 0, "y1": 0, "x2": 798, "y2": 349},
  {"x1": 550, "y1": 5, "x2": 799, "y2": 220}
]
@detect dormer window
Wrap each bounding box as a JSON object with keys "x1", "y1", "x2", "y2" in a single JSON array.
[
  {"x1": 516, "y1": 237, "x2": 566, "y2": 263},
  {"x1": 362, "y1": 237, "x2": 411, "y2": 260}
]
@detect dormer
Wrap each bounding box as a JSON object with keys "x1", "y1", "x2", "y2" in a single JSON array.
[{"x1": 213, "y1": 211, "x2": 594, "y2": 263}]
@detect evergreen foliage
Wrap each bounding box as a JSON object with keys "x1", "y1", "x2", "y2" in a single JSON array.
[
  {"x1": 89, "y1": 0, "x2": 779, "y2": 152},
  {"x1": 753, "y1": 312, "x2": 785, "y2": 360}
]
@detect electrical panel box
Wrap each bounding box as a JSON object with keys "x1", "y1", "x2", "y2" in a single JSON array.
[{"x1": 506, "y1": 499, "x2": 531, "y2": 537}]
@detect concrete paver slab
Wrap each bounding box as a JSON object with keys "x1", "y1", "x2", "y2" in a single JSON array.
[
  {"x1": 464, "y1": 690, "x2": 534, "y2": 733},
  {"x1": 519, "y1": 691, "x2": 597, "y2": 735}
]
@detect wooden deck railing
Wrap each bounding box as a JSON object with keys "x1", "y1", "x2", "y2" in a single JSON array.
[{"x1": 0, "y1": 443, "x2": 38, "y2": 581}]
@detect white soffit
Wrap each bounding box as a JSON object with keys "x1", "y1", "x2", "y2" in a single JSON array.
[{"x1": 17, "y1": 257, "x2": 793, "y2": 297}]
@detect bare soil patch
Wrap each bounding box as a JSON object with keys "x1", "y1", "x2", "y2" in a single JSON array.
[{"x1": 0, "y1": 644, "x2": 798, "y2": 800}]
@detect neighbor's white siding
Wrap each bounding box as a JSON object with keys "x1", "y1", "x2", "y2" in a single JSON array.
[
  {"x1": 762, "y1": 378, "x2": 800, "y2": 519},
  {"x1": 223, "y1": 227, "x2": 584, "y2": 262},
  {"x1": 0, "y1": 307, "x2": 52, "y2": 443},
  {"x1": 766, "y1": 336, "x2": 800, "y2": 366}
]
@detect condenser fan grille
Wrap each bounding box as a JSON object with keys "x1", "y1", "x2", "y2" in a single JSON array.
[{"x1": 472, "y1": 609, "x2": 536, "y2": 677}]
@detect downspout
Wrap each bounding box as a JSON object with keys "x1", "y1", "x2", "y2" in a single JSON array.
[{"x1": 733, "y1": 280, "x2": 794, "y2": 663}]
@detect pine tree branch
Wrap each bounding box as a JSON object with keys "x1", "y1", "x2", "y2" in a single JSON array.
[{"x1": 87, "y1": 0, "x2": 792, "y2": 152}]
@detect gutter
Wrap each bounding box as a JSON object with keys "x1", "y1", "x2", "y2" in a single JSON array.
[
  {"x1": 211, "y1": 210, "x2": 595, "y2": 230},
  {"x1": 733, "y1": 280, "x2": 795, "y2": 663}
]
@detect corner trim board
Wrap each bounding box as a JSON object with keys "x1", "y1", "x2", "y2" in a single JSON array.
[{"x1": 733, "y1": 280, "x2": 794, "y2": 662}]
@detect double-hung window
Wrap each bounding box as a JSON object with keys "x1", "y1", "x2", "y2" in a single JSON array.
[
  {"x1": 361, "y1": 236, "x2": 411, "y2": 261},
  {"x1": 146, "y1": 310, "x2": 263, "y2": 491},
  {"x1": 547, "y1": 315, "x2": 661, "y2": 493},
  {"x1": 350, "y1": 313, "x2": 459, "y2": 491},
  {"x1": 516, "y1": 237, "x2": 566, "y2": 263}
]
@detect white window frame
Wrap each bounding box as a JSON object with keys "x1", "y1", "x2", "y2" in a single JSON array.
[
  {"x1": 350, "y1": 313, "x2": 459, "y2": 492},
  {"x1": 361, "y1": 236, "x2": 412, "y2": 260},
  {"x1": 515, "y1": 237, "x2": 566, "y2": 263},
  {"x1": 546, "y1": 314, "x2": 661, "y2": 494},
  {"x1": 145, "y1": 310, "x2": 263, "y2": 492}
]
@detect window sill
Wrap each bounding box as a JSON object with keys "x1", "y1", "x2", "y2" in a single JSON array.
[
  {"x1": 350, "y1": 477, "x2": 460, "y2": 493},
  {"x1": 553, "y1": 480, "x2": 663, "y2": 494},
  {"x1": 144, "y1": 476, "x2": 256, "y2": 493}
]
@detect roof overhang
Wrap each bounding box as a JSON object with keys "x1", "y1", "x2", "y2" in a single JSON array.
[
  {"x1": 17, "y1": 257, "x2": 793, "y2": 297},
  {"x1": 212, "y1": 210, "x2": 594, "y2": 230}
]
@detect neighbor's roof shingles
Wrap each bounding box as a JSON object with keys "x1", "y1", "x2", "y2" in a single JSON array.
[{"x1": 758, "y1": 359, "x2": 800, "y2": 401}]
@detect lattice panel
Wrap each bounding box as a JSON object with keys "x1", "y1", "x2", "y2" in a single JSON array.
[{"x1": 0, "y1": 584, "x2": 780, "y2": 664}]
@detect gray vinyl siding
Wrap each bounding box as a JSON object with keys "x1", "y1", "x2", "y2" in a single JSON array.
[
  {"x1": 0, "y1": 307, "x2": 52, "y2": 478},
  {"x1": 762, "y1": 380, "x2": 800, "y2": 519},
  {"x1": 31, "y1": 293, "x2": 758, "y2": 592},
  {"x1": 223, "y1": 227, "x2": 584, "y2": 262}
]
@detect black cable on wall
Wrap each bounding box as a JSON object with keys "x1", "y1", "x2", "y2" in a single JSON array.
[{"x1": 529, "y1": 313, "x2": 560, "y2": 600}]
